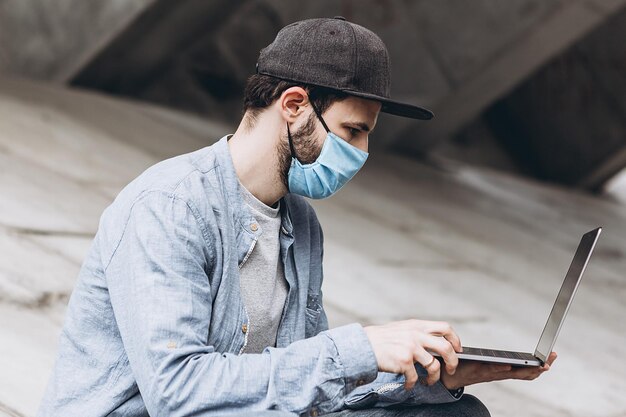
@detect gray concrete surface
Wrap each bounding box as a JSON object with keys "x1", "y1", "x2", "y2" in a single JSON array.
[
  {"x1": 4, "y1": 0, "x2": 624, "y2": 148},
  {"x1": 1, "y1": 77, "x2": 625, "y2": 416},
  {"x1": 5, "y1": 0, "x2": 626, "y2": 194},
  {"x1": 0, "y1": 0, "x2": 155, "y2": 82}
]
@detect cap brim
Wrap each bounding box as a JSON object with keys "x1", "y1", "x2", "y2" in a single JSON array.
[
  {"x1": 344, "y1": 90, "x2": 434, "y2": 120},
  {"x1": 255, "y1": 71, "x2": 434, "y2": 120}
]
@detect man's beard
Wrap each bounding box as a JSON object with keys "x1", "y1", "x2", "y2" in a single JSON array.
[{"x1": 277, "y1": 113, "x2": 323, "y2": 189}]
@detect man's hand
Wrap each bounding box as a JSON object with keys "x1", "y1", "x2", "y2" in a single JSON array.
[
  {"x1": 364, "y1": 320, "x2": 461, "y2": 390},
  {"x1": 440, "y1": 352, "x2": 558, "y2": 390}
]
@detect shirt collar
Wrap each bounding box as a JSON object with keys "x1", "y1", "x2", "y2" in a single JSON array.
[{"x1": 213, "y1": 135, "x2": 294, "y2": 238}]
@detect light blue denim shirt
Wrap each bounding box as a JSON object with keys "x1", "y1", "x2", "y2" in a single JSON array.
[{"x1": 38, "y1": 136, "x2": 461, "y2": 417}]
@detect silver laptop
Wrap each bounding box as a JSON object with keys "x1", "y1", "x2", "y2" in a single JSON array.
[{"x1": 434, "y1": 227, "x2": 601, "y2": 367}]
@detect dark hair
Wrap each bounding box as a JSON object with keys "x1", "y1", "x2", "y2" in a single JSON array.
[{"x1": 242, "y1": 74, "x2": 348, "y2": 128}]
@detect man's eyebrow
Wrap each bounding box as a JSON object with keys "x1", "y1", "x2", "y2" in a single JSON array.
[{"x1": 345, "y1": 121, "x2": 373, "y2": 132}]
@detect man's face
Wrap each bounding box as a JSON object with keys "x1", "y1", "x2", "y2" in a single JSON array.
[
  {"x1": 317, "y1": 96, "x2": 381, "y2": 154},
  {"x1": 278, "y1": 95, "x2": 381, "y2": 187}
]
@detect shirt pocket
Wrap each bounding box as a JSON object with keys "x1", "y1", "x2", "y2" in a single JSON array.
[{"x1": 305, "y1": 293, "x2": 321, "y2": 337}]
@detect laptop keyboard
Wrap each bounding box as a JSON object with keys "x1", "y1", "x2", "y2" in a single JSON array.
[{"x1": 461, "y1": 346, "x2": 536, "y2": 361}]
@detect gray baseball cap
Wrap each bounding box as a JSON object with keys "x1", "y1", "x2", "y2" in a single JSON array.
[{"x1": 256, "y1": 16, "x2": 433, "y2": 120}]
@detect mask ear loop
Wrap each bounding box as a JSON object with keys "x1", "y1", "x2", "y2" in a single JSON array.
[
  {"x1": 286, "y1": 122, "x2": 298, "y2": 161},
  {"x1": 310, "y1": 100, "x2": 330, "y2": 133}
]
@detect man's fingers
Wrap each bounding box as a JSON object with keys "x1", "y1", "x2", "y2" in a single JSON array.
[
  {"x1": 536, "y1": 352, "x2": 556, "y2": 372},
  {"x1": 444, "y1": 332, "x2": 463, "y2": 353},
  {"x1": 503, "y1": 366, "x2": 544, "y2": 381},
  {"x1": 414, "y1": 349, "x2": 441, "y2": 385},
  {"x1": 546, "y1": 352, "x2": 557, "y2": 366},
  {"x1": 425, "y1": 356, "x2": 441, "y2": 385},
  {"x1": 423, "y1": 335, "x2": 458, "y2": 375},
  {"x1": 423, "y1": 321, "x2": 462, "y2": 352},
  {"x1": 364, "y1": 320, "x2": 467, "y2": 389},
  {"x1": 403, "y1": 362, "x2": 419, "y2": 390}
]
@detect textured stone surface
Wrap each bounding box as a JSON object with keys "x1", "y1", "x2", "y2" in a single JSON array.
[
  {"x1": 0, "y1": 78, "x2": 624, "y2": 416},
  {"x1": 480, "y1": 6, "x2": 626, "y2": 189},
  {"x1": 0, "y1": 0, "x2": 154, "y2": 81},
  {"x1": 405, "y1": 0, "x2": 565, "y2": 85},
  {"x1": 4, "y1": 0, "x2": 626, "y2": 192}
]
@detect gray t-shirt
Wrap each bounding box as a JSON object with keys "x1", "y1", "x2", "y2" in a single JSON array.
[{"x1": 238, "y1": 183, "x2": 288, "y2": 354}]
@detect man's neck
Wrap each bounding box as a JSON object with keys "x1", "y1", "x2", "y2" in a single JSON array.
[{"x1": 228, "y1": 114, "x2": 288, "y2": 207}]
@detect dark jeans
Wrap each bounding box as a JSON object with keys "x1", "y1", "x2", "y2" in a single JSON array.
[
  {"x1": 213, "y1": 394, "x2": 490, "y2": 417},
  {"x1": 324, "y1": 395, "x2": 490, "y2": 417}
]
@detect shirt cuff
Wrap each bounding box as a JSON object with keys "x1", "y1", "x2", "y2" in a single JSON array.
[
  {"x1": 415, "y1": 365, "x2": 465, "y2": 403},
  {"x1": 326, "y1": 323, "x2": 379, "y2": 393},
  {"x1": 447, "y1": 385, "x2": 464, "y2": 399}
]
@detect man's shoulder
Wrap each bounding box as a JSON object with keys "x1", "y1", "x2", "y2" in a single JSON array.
[
  {"x1": 96, "y1": 141, "x2": 226, "y2": 236},
  {"x1": 136, "y1": 147, "x2": 216, "y2": 197},
  {"x1": 93, "y1": 140, "x2": 231, "y2": 263},
  {"x1": 114, "y1": 141, "x2": 224, "y2": 208}
]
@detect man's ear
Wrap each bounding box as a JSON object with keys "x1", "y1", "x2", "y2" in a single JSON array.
[{"x1": 279, "y1": 87, "x2": 310, "y2": 123}]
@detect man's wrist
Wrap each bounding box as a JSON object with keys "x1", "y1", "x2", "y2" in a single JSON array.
[{"x1": 439, "y1": 367, "x2": 460, "y2": 391}]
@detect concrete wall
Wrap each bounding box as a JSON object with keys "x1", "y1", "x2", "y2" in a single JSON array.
[
  {"x1": 67, "y1": 0, "x2": 626, "y2": 152},
  {"x1": 2, "y1": 0, "x2": 626, "y2": 190},
  {"x1": 444, "y1": 6, "x2": 626, "y2": 189},
  {"x1": 0, "y1": 0, "x2": 154, "y2": 81}
]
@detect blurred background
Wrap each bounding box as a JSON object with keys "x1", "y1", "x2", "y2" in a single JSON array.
[{"x1": 1, "y1": 1, "x2": 625, "y2": 416}]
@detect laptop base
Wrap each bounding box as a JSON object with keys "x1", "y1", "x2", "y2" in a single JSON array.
[
  {"x1": 456, "y1": 346, "x2": 542, "y2": 367},
  {"x1": 431, "y1": 346, "x2": 542, "y2": 366}
]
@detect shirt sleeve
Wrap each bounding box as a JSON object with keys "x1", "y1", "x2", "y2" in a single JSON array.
[
  {"x1": 104, "y1": 191, "x2": 378, "y2": 417},
  {"x1": 342, "y1": 366, "x2": 464, "y2": 410}
]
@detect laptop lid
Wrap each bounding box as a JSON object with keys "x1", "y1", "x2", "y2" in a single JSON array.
[{"x1": 533, "y1": 227, "x2": 601, "y2": 363}]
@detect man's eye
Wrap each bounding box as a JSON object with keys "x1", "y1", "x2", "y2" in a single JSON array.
[{"x1": 349, "y1": 128, "x2": 360, "y2": 137}]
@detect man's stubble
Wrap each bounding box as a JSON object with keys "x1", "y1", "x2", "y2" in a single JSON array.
[{"x1": 277, "y1": 112, "x2": 323, "y2": 190}]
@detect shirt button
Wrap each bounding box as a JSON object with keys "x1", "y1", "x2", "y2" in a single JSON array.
[
  {"x1": 250, "y1": 223, "x2": 258, "y2": 232},
  {"x1": 310, "y1": 409, "x2": 319, "y2": 417},
  {"x1": 356, "y1": 379, "x2": 365, "y2": 386},
  {"x1": 242, "y1": 323, "x2": 248, "y2": 333}
]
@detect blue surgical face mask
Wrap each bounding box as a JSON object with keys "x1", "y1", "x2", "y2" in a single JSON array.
[{"x1": 287, "y1": 103, "x2": 369, "y2": 199}]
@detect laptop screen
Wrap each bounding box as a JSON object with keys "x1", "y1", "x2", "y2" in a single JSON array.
[{"x1": 534, "y1": 228, "x2": 601, "y2": 362}]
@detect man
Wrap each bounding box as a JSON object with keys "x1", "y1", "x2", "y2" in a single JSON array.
[{"x1": 38, "y1": 17, "x2": 556, "y2": 417}]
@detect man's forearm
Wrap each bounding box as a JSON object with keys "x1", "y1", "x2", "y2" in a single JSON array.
[{"x1": 126, "y1": 323, "x2": 377, "y2": 416}]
